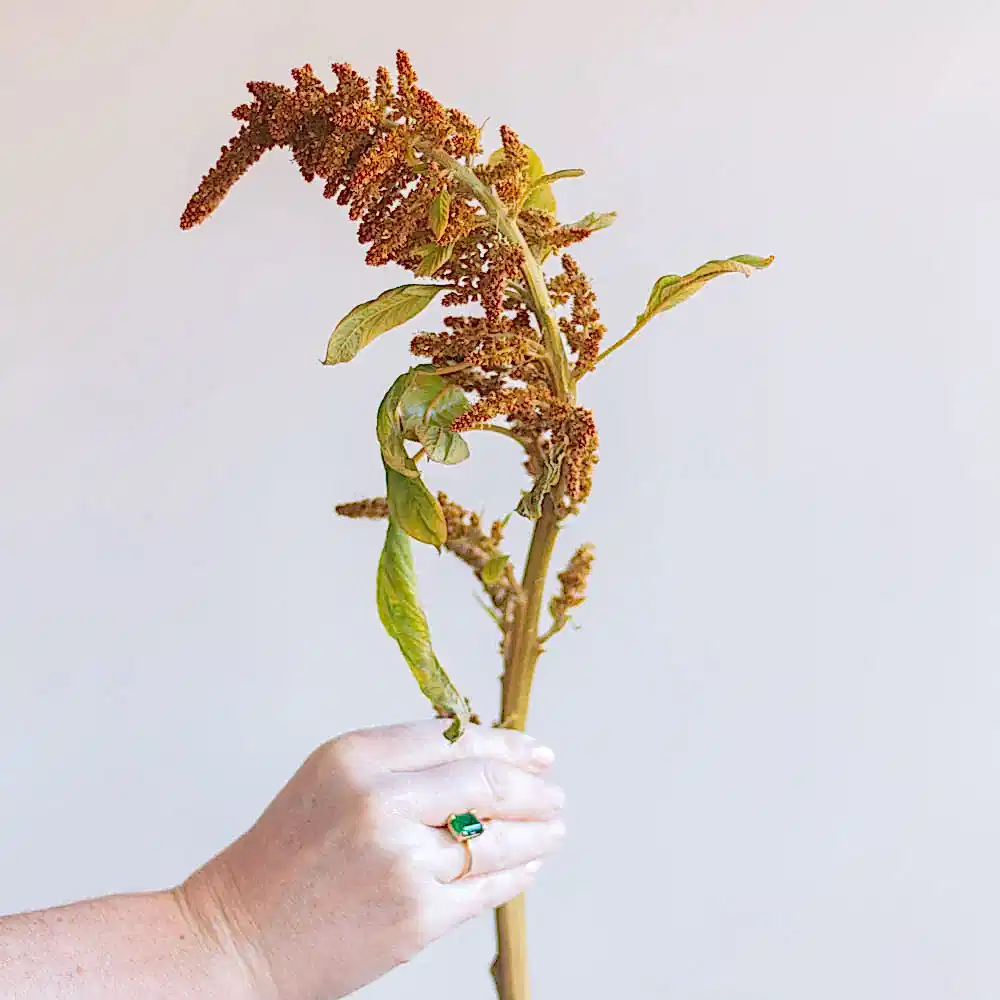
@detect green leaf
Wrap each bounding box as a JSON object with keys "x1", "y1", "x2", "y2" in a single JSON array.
[
  {"x1": 377, "y1": 517, "x2": 471, "y2": 742},
  {"x1": 534, "y1": 168, "x2": 585, "y2": 185},
  {"x1": 567, "y1": 210, "x2": 617, "y2": 233},
  {"x1": 376, "y1": 368, "x2": 468, "y2": 548},
  {"x1": 398, "y1": 369, "x2": 471, "y2": 465},
  {"x1": 639, "y1": 255, "x2": 774, "y2": 323},
  {"x1": 324, "y1": 284, "x2": 445, "y2": 365},
  {"x1": 386, "y1": 465, "x2": 448, "y2": 549},
  {"x1": 413, "y1": 242, "x2": 454, "y2": 277},
  {"x1": 429, "y1": 187, "x2": 451, "y2": 240},
  {"x1": 481, "y1": 554, "x2": 510, "y2": 585},
  {"x1": 379, "y1": 368, "x2": 471, "y2": 471},
  {"x1": 376, "y1": 374, "x2": 420, "y2": 478}
]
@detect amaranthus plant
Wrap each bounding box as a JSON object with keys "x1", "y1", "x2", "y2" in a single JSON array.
[{"x1": 180, "y1": 50, "x2": 771, "y2": 1000}]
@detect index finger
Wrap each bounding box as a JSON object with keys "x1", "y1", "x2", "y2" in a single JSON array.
[{"x1": 335, "y1": 719, "x2": 555, "y2": 775}]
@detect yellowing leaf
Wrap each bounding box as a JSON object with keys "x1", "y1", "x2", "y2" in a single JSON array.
[
  {"x1": 481, "y1": 554, "x2": 510, "y2": 585},
  {"x1": 413, "y1": 243, "x2": 454, "y2": 277},
  {"x1": 324, "y1": 284, "x2": 445, "y2": 365},
  {"x1": 535, "y1": 168, "x2": 585, "y2": 185},
  {"x1": 488, "y1": 144, "x2": 558, "y2": 215},
  {"x1": 567, "y1": 210, "x2": 617, "y2": 233},
  {"x1": 523, "y1": 183, "x2": 556, "y2": 214},
  {"x1": 640, "y1": 255, "x2": 774, "y2": 323},
  {"x1": 429, "y1": 187, "x2": 451, "y2": 240},
  {"x1": 386, "y1": 465, "x2": 447, "y2": 549},
  {"x1": 377, "y1": 518, "x2": 471, "y2": 742}
]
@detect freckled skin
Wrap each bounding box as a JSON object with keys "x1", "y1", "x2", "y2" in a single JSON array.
[{"x1": 0, "y1": 720, "x2": 565, "y2": 1000}]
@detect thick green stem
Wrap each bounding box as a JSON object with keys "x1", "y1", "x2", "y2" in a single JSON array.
[
  {"x1": 492, "y1": 496, "x2": 561, "y2": 1000},
  {"x1": 500, "y1": 498, "x2": 561, "y2": 730}
]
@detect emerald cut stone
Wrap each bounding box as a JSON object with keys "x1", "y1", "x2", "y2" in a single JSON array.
[{"x1": 447, "y1": 811, "x2": 485, "y2": 841}]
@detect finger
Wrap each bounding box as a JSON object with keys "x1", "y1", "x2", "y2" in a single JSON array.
[
  {"x1": 335, "y1": 719, "x2": 554, "y2": 775},
  {"x1": 387, "y1": 757, "x2": 565, "y2": 826},
  {"x1": 446, "y1": 860, "x2": 545, "y2": 921},
  {"x1": 426, "y1": 819, "x2": 566, "y2": 883}
]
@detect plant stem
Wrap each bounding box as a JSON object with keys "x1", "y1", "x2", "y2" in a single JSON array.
[
  {"x1": 417, "y1": 145, "x2": 575, "y2": 403},
  {"x1": 493, "y1": 496, "x2": 561, "y2": 1000},
  {"x1": 580, "y1": 315, "x2": 650, "y2": 375},
  {"x1": 500, "y1": 497, "x2": 561, "y2": 731},
  {"x1": 420, "y1": 141, "x2": 574, "y2": 1000},
  {"x1": 470, "y1": 424, "x2": 529, "y2": 447},
  {"x1": 492, "y1": 894, "x2": 529, "y2": 1000}
]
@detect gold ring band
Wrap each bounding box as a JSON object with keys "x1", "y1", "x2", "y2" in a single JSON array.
[{"x1": 455, "y1": 839, "x2": 473, "y2": 880}]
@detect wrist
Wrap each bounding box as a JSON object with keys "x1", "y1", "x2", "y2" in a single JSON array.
[{"x1": 170, "y1": 866, "x2": 276, "y2": 1000}]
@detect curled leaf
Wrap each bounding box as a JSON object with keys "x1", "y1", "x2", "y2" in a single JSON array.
[
  {"x1": 325, "y1": 284, "x2": 445, "y2": 365},
  {"x1": 386, "y1": 465, "x2": 448, "y2": 549},
  {"x1": 516, "y1": 443, "x2": 566, "y2": 520},
  {"x1": 413, "y1": 242, "x2": 455, "y2": 277},
  {"x1": 376, "y1": 368, "x2": 468, "y2": 548},
  {"x1": 398, "y1": 369, "x2": 471, "y2": 465},
  {"x1": 376, "y1": 374, "x2": 420, "y2": 478},
  {"x1": 639, "y1": 255, "x2": 774, "y2": 324},
  {"x1": 534, "y1": 168, "x2": 585, "y2": 185},
  {"x1": 377, "y1": 518, "x2": 471, "y2": 742},
  {"x1": 378, "y1": 367, "x2": 471, "y2": 472},
  {"x1": 567, "y1": 210, "x2": 617, "y2": 233},
  {"x1": 429, "y1": 187, "x2": 452, "y2": 240}
]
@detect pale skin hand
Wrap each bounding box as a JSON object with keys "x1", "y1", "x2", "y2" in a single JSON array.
[{"x1": 0, "y1": 719, "x2": 566, "y2": 1000}]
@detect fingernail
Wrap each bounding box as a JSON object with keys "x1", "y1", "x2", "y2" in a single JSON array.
[
  {"x1": 525, "y1": 859, "x2": 544, "y2": 874},
  {"x1": 548, "y1": 819, "x2": 567, "y2": 840},
  {"x1": 531, "y1": 745, "x2": 555, "y2": 767}
]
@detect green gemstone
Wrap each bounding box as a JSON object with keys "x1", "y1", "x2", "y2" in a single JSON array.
[{"x1": 448, "y1": 812, "x2": 485, "y2": 841}]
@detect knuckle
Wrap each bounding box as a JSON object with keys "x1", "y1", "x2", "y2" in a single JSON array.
[
  {"x1": 480, "y1": 758, "x2": 517, "y2": 808},
  {"x1": 324, "y1": 731, "x2": 367, "y2": 774},
  {"x1": 488, "y1": 821, "x2": 514, "y2": 854},
  {"x1": 357, "y1": 780, "x2": 397, "y2": 828}
]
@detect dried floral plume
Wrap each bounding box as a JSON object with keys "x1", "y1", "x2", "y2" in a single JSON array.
[{"x1": 181, "y1": 51, "x2": 600, "y2": 516}]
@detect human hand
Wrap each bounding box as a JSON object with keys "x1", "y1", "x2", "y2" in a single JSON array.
[{"x1": 174, "y1": 719, "x2": 566, "y2": 1000}]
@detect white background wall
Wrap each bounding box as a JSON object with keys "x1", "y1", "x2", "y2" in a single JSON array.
[{"x1": 2, "y1": 1, "x2": 998, "y2": 996}]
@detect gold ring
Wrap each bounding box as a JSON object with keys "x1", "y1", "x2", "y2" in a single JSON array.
[
  {"x1": 444, "y1": 811, "x2": 487, "y2": 882},
  {"x1": 456, "y1": 839, "x2": 474, "y2": 880}
]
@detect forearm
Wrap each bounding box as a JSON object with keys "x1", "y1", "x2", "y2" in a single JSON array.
[{"x1": 0, "y1": 888, "x2": 259, "y2": 1000}]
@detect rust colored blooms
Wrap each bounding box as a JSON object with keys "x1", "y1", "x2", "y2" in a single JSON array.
[
  {"x1": 548, "y1": 543, "x2": 595, "y2": 637},
  {"x1": 181, "y1": 51, "x2": 601, "y2": 515}
]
